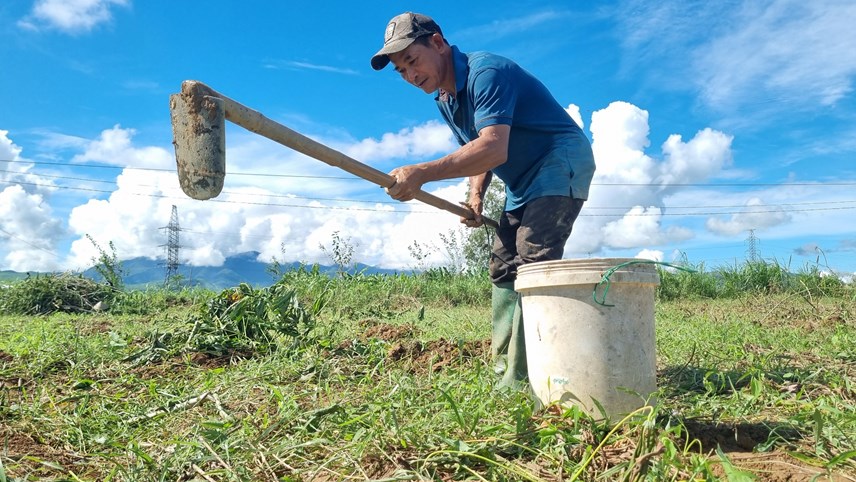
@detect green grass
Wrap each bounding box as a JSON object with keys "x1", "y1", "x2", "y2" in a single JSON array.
[{"x1": 0, "y1": 265, "x2": 854, "y2": 481}]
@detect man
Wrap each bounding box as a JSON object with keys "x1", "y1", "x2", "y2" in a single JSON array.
[{"x1": 371, "y1": 12, "x2": 595, "y2": 389}]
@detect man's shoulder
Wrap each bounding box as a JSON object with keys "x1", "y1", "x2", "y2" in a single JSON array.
[{"x1": 465, "y1": 50, "x2": 516, "y2": 70}]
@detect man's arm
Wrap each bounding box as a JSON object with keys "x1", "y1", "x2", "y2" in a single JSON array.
[{"x1": 385, "y1": 124, "x2": 510, "y2": 202}]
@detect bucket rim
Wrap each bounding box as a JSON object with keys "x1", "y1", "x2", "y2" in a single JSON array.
[
  {"x1": 517, "y1": 258, "x2": 654, "y2": 273},
  {"x1": 515, "y1": 258, "x2": 660, "y2": 291}
]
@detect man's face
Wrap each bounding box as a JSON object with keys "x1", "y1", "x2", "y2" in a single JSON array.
[{"x1": 389, "y1": 37, "x2": 444, "y2": 94}]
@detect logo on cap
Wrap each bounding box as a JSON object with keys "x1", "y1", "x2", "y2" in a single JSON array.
[{"x1": 384, "y1": 22, "x2": 396, "y2": 43}]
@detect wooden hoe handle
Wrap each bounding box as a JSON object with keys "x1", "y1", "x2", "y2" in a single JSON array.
[{"x1": 175, "y1": 80, "x2": 498, "y2": 229}]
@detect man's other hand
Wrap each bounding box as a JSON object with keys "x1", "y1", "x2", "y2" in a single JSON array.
[{"x1": 459, "y1": 201, "x2": 484, "y2": 227}]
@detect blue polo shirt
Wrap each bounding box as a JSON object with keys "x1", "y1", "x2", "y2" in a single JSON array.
[{"x1": 436, "y1": 46, "x2": 595, "y2": 210}]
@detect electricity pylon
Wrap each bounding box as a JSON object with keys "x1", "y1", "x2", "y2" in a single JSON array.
[{"x1": 160, "y1": 205, "x2": 181, "y2": 286}]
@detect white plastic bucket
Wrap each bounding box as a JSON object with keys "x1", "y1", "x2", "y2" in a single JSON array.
[{"x1": 515, "y1": 258, "x2": 660, "y2": 418}]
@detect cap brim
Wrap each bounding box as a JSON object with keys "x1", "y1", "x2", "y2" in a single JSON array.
[{"x1": 371, "y1": 37, "x2": 416, "y2": 70}]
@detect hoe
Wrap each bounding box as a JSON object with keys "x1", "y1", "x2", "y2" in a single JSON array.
[{"x1": 169, "y1": 80, "x2": 498, "y2": 228}]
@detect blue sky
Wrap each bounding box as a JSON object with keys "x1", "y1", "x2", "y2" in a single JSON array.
[{"x1": 1, "y1": 0, "x2": 855, "y2": 279}]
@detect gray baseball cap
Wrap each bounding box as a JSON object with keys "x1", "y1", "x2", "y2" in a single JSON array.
[{"x1": 371, "y1": 12, "x2": 442, "y2": 71}]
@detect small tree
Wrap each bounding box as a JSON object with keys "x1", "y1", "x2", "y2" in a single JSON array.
[
  {"x1": 86, "y1": 234, "x2": 125, "y2": 292},
  {"x1": 461, "y1": 177, "x2": 505, "y2": 272},
  {"x1": 406, "y1": 178, "x2": 505, "y2": 274},
  {"x1": 267, "y1": 243, "x2": 290, "y2": 280},
  {"x1": 438, "y1": 229, "x2": 467, "y2": 273},
  {"x1": 407, "y1": 240, "x2": 431, "y2": 272},
  {"x1": 320, "y1": 231, "x2": 355, "y2": 277}
]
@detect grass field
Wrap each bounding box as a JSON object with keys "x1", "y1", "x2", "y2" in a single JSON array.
[{"x1": 1, "y1": 264, "x2": 854, "y2": 481}]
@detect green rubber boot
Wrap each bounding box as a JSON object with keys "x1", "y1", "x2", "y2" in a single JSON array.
[{"x1": 491, "y1": 282, "x2": 527, "y2": 390}]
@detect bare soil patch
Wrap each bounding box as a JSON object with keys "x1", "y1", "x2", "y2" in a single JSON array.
[
  {"x1": 363, "y1": 322, "x2": 417, "y2": 341},
  {"x1": 710, "y1": 452, "x2": 853, "y2": 481},
  {"x1": 682, "y1": 418, "x2": 802, "y2": 453},
  {"x1": 351, "y1": 322, "x2": 490, "y2": 372},
  {"x1": 387, "y1": 338, "x2": 490, "y2": 373},
  {"x1": 681, "y1": 419, "x2": 855, "y2": 481},
  {"x1": 186, "y1": 349, "x2": 255, "y2": 368},
  {"x1": 0, "y1": 427, "x2": 104, "y2": 480},
  {"x1": 126, "y1": 349, "x2": 253, "y2": 379},
  {"x1": 78, "y1": 317, "x2": 113, "y2": 335}
]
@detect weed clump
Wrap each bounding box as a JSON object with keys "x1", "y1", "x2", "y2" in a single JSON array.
[
  {"x1": 124, "y1": 280, "x2": 326, "y2": 365},
  {"x1": 188, "y1": 281, "x2": 322, "y2": 354},
  {"x1": 0, "y1": 273, "x2": 113, "y2": 315}
]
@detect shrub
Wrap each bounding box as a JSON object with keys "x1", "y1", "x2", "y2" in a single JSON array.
[
  {"x1": 657, "y1": 264, "x2": 719, "y2": 300},
  {"x1": 186, "y1": 280, "x2": 325, "y2": 355},
  {"x1": 109, "y1": 286, "x2": 212, "y2": 315},
  {"x1": 720, "y1": 260, "x2": 790, "y2": 296},
  {"x1": 793, "y1": 265, "x2": 848, "y2": 298},
  {"x1": 0, "y1": 273, "x2": 113, "y2": 315}
]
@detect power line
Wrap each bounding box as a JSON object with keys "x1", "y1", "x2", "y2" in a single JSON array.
[
  {"x1": 3, "y1": 178, "x2": 856, "y2": 217},
  {"x1": 0, "y1": 179, "x2": 431, "y2": 214},
  {"x1": 594, "y1": 182, "x2": 856, "y2": 187},
  {"x1": 581, "y1": 206, "x2": 856, "y2": 216},
  {"x1": 1, "y1": 159, "x2": 384, "y2": 181},
  {"x1": 0, "y1": 226, "x2": 60, "y2": 258},
  {"x1": 0, "y1": 168, "x2": 404, "y2": 205},
  {"x1": 588, "y1": 200, "x2": 856, "y2": 210},
  {"x1": 6, "y1": 158, "x2": 856, "y2": 187},
  {"x1": 10, "y1": 168, "x2": 856, "y2": 211}
]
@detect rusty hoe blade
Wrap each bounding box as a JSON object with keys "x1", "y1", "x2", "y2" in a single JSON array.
[{"x1": 170, "y1": 82, "x2": 226, "y2": 200}]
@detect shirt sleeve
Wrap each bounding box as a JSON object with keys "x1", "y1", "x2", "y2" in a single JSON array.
[{"x1": 471, "y1": 67, "x2": 516, "y2": 132}]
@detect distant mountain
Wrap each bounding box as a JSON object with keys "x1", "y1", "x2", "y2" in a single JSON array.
[
  {"x1": 1, "y1": 252, "x2": 403, "y2": 290},
  {"x1": 0, "y1": 271, "x2": 27, "y2": 284},
  {"x1": 86, "y1": 251, "x2": 401, "y2": 290}
]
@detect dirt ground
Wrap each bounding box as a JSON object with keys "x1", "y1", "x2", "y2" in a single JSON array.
[
  {"x1": 357, "y1": 322, "x2": 855, "y2": 482},
  {"x1": 2, "y1": 323, "x2": 853, "y2": 481}
]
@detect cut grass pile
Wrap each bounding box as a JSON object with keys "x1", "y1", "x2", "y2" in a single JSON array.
[{"x1": 0, "y1": 268, "x2": 854, "y2": 481}]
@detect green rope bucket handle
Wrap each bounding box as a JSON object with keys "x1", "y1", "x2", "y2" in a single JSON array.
[{"x1": 593, "y1": 260, "x2": 696, "y2": 306}]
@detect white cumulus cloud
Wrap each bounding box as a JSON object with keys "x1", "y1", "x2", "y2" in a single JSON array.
[
  {"x1": 18, "y1": 0, "x2": 129, "y2": 33},
  {"x1": 1, "y1": 104, "x2": 746, "y2": 274},
  {"x1": 0, "y1": 185, "x2": 64, "y2": 271},
  {"x1": 635, "y1": 249, "x2": 664, "y2": 262},
  {"x1": 61, "y1": 123, "x2": 467, "y2": 272},
  {"x1": 565, "y1": 104, "x2": 584, "y2": 129},
  {"x1": 0, "y1": 131, "x2": 48, "y2": 190},
  {"x1": 600, "y1": 206, "x2": 693, "y2": 248},
  {"x1": 568, "y1": 101, "x2": 733, "y2": 256},
  {"x1": 705, "y1": 197, "x2": 791, "y2": 236},
  {"x1": 344, "y1": 121, "x2": 457, "y2": 163},
  {"x1": 659, "y1": 128, "x2": 733, "y2": 185},
  {"x1": 0, "y1": 131, "x2": 65, "y2": 271}
]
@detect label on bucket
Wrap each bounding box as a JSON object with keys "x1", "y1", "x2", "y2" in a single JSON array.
[{"x1": 550, "y1": 376, "x2": 569, "y2": 386}]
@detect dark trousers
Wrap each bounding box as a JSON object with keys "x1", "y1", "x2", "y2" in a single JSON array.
[{"x1": 489, "y1": 196, "x2": 586, "y2": 284}]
